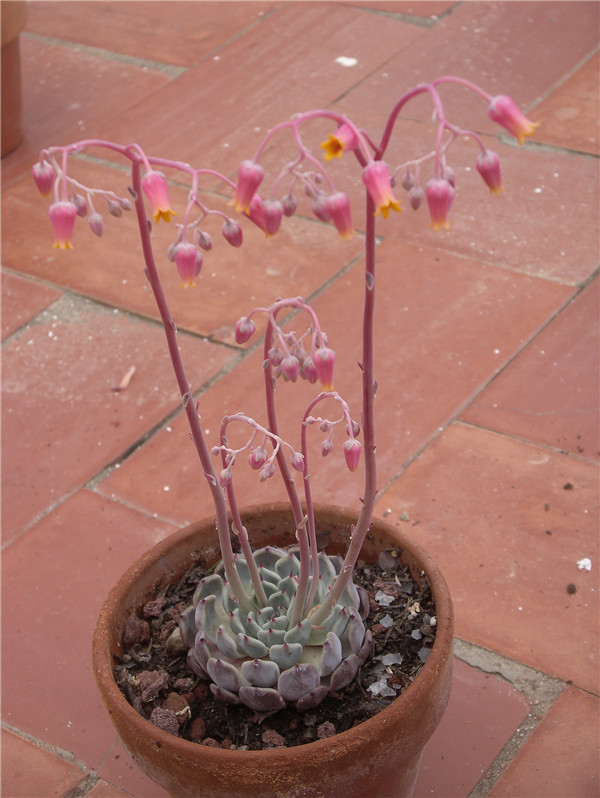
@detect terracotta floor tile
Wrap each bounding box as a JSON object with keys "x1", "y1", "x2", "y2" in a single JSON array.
[
  {"x1": 98, "y1": 238, "x2": 571, "y2": 524},
  {"x1": 1, "y1": 728, "x2": 87, "y2": 797},
  {"x1": 97, "y1": 740, "x2": 169, "y2": 798},
  {"x1": 416, "y1": 658, "x2": 530, "y2": 797},
  {"x1": 378, "y1": 423, "x2": 599, "y2": 693},
  {"x1": 3, "y1": 164, "x2": 364, "y2": 340},
  {"x1": 341, "y1": 2, "x2": 599, "y2": 137},
  {"x1": 1, "y1": 490, "x2": 177, "y2": 765},
  {"x1": 1, "y1": 270, "x2": 62, "y2": 339},
  {"x1": 489, "y1": 686, "x2": 600, "y2": 798},
  {"x1": 461, "y1": 279, "x2": 599, "y2": 461},
  {"x1": 90, "y1": 3, "x2": 426, "y2": 174},
  {"x1": 26, "y1": 1, "x2": 277, "y2": 68},
  {"x1": 88, "y1": 780, "x2": 142, "y2": 798},
  {"x1": 1, "y1": 34, "x2": 172, "y2": 187},
  {"x1": 533, "y1": 51, "x2": 600, "y2": 156},
  {"x1": 348, "y1": 1, "x2": 455, "y2": 18},
  {"x1": 1, "y1": 295, "x2": 234, "y2": 542}
]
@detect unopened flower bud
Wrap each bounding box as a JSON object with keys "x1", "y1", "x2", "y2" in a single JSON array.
[
  {"x1": 268, "y1": 347, "x2": 284, "y2": 367},
  {"x1": 119, "y1": 198, "x2": 132, "y2": 211},
  {"x1": 290, "y1": 451, "x2": 305, "y2": 472},
  {"x1": 321, "y1": 439, "x2": 333, "y2": 458},
  {"x1": 219, "y1": 467, "x2": 233, "y2": 487},
  {"x1": 197, "y1": 231, "x2": 213, "y2": 251},
  {"x1": 88, "y1": 212, "x2": 104, "y2": 237},
  {"x1": 302, "y1": 356, "x2": 318, "y2": 384},
  {"x1": 222, "y1": 218, "x2": 243, "y2": 247},
  {"x1": 313, "y1": 346, "x2": 335, "y2": 391},
  {"x1": 281, "y1": 194, "x2": 298, "y2": 217},
  {"x1": 401, "y1": 171, "x2": 415, "y2": 191},
  {"x1": 443, "y1": 166, "x2": 457, "y2": 188},
  {"x1": 311, "y1": 195, "x2": 331, "y2": 223},
  {"x1": 476, "y1": 149, "x2": 503, "y2": 194},
  {"x1": 280, "y1": 355, "x2": 300, "y2": 382},
  {"x1": 408, "y1": 185, "x2": 425, "y2": 211},
  {"x1": 173, "y1": 242, "x2": 203, "y2": 288},
  {"x1": 32, "y1": 160, "x2": 55, "y2": 196},
  {"x1": 234, "y1": 316, "x2": 256, "y2": 345},
  {"x1": 249, "y1": 446, "x2": 268, "y2": 470},
  {"x1": 259, "y1": 462, "x2": 276, "y2": 482},
  {"x1": 71, "y1": 193, "x2": 88, "y2": 217},
  {"x1": 107, "y1": 200, "x2": 123, "y2": 218},
  {"x1": 261, "y1": 199, "x2": 284, "y2": 236},
  {"x1": 343, "y1": 439, "x2": 362, "y2": 472},
  {"x1": 325, "y1": 192, "x2": 353, "y2": 240}
]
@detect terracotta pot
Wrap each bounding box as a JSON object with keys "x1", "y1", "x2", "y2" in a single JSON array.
[
  {"x1": 93, "y1": 504, "x2": 453, "y2": 798},
  {"x1": 1, "y1": 1, "x2": 27, "y2": 157}
]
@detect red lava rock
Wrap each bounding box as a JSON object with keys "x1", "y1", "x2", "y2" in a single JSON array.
[
  {"x1": 193, "y1": 683, "x2": 210, "y2": 701},
  {"x1": 201, "y1": 737, "x2": 219, "y2": 747},
  {"x1": 373, "y1": 578, "x2": 400, "y2": 599},
  {"x1": 123, "y1": 614, "x2": 150, "y2": 647},
  {"x1": 317, "y1": 721, "x2": 336, "y2": 739},
  {"x1": 173, "y1": 677, "x2": 195, "y2": 692},
  {"x1": 189, "y1": 717, "x2": 207, "y2": 742},
  {"x1": 138, "y1": 669, "x2": 170, "y2": 702},
  {"x1": 150, "y1": 707, "x2": 179, "y2": 736},
  {"x1": 262, "y1": 729, "x2": 287, "y2": 748},
  {"x1": 143, "y1": 598, "x2": 166, "y2": 618},
  {"x1": 162, "y1": 692, "x2": 190, "y2": 725},
  {"x1": 221, "y1": 738, "x2": 234, "y2": 749},
  {"x1": 166, "y1": 602, "x2": 187, "y2": 622}
]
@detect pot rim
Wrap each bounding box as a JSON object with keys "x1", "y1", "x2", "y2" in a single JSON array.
[{"x1": 93, "y1": 502, "x2": 454, "y2": 762}]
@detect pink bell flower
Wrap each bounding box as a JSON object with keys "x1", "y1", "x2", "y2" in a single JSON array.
[
  {"x1": 476, "y1": 150, "x2": 503, "y2": 194},
  {"x1": 488, "y1": 95, "x2": 539, "y2": 145},
  {"x1": 32, "y1": 161, "x2": 55, "y2": 196},
  {"x1": 281, "y1": 355, "x2": 300, "y2": 382},
  {"x1": 234, "y1": 316, "x2": 256, "y2": 345},
  {"x1": 172, "y1": 242, "x2": 203, "y2": 288},
  {"x1": 49, "y1": 201, "x2": 77, "y2": 249},
  {"x1": 232, "y1": 160, "x2": 264, "y2": 214},
  {"x1": 312, "y1": 347, "x2": 335, "y2": 392},
  {"x1": 222, "y1": 218, "x2": 243, "y2": 247},
  {"x1": 141, "y1": 170, "x2": 175, "y2": 223},
  {"x1": 362, "y1": 161, "x2": 402, "y2": 218},
  {"x1": 261, "y1": 199, "x2": 284, "y2": 236},
  {"x1": 325, "y1": 192, "x2": 354, "y2": 240},
  {"x1": 425, "y1": 178, "x2": 455, "y2": 231},
  {"x1": 320, "y1": 122, "x2": 359, "y2": 161},
  {"x1": 343, "y1": 439, "x2": 362, "y2": 472}
]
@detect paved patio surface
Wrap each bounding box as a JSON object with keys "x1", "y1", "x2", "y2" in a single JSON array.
[{"x1": 1, "y1": 2, "x2": 599, "y2": 796}]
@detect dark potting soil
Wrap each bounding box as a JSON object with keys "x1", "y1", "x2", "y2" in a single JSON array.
[{"x1": 115, "y1": 548, "x2": 436, "y2": 751}]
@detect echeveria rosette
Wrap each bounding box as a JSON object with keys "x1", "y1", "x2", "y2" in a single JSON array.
[{"x1": 179, "y1": 546, "x2": 372, "y2": 712}]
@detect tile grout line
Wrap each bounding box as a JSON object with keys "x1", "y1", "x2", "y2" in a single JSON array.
[{"x1": 453, "y1": 638, "x2": 566, "y2": 798}]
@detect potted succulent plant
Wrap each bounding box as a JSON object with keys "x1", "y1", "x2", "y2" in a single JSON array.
[{"x1": 33, "y1": 77, "x2": 536, "y2": 797}]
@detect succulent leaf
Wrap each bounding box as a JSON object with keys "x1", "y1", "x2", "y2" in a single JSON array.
[
  {"x1": 238, "y1": 686, "x2": 286, "y2": 712},
  {"x1": 269, "y1": 641, "x2": 303, "y2": 669},
  {"x1": 278, "y1": 663, "x2": 320, "y2": 702},
  {"x1": 241, "y1": 658, "x2": 280, "y2": 687},
  {"x1": 207, "y1": 657, "x2": 242, "y2": 692}
]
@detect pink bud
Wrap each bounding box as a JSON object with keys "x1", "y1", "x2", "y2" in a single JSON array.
[
  {"x1": 325, "y1": 192, "x2": 353, "y2": 240},
  {"x1": 313, "y1": 347, "x2": 335, "y2": 391},
  {"x1": 173, "y1": 242, "x2": 203, "y2": 288},
  {"x1": 219, "y1": 467, "x2": 233, "y2": 487},
  {"x1": 259, "y1": 462, "x2": 276, "y2": 482},
  {"x1": 268, "y1": 347, "x2": 284, "y2": 367},
  {"x1": 476, "y1": 149, "x2": 503, "y2": 194},
  {"x1": 249, "y1": 446, "x2": 268, "y2": 470},
  {"x1": 119, "y1": 198, "x2": 132, "y2": 211},
  {"x1": 408, "y1": 185, "x2": 425, "y2": 211},
  {"x1": 49, "y1": 201, "x2": 77, "y2": 249},
  {"x1": 280, "y1": 355, "x2": 300, "y2": 382},
  {"x1": 32, "y1": 160, "x2": 55, "y2": 196},
  {"x1": 234, "y1": 316, "x2": 256, "y2": 344},
  {"x1": 443, "y1": 166, "x2": 457, "y2": 188},
  {"x1": 197, "y1": 231, "x2": 213, "y2": 251},
  {"x1": 71, "y1": 193, "x2": 88, "y2": 217},
  {"x1": 321, "y1": 439, "x2": 333, "y2": 458},
  {"x1": 281, "y1": 194, "x2": 298, "y2": 217},
  {"x1": 401, "y1": 171, "x2": 415, "y2": 191},
  {"x1": 107, "y1": 200, "x2": 123, "y2": 218},
  {"x1": 302, "y1": 356, "x2": 318, "y2": 384},
  {"x1": 89, "y1": 213, "x2": 104, "y2": 237},
  {"x1": 343, "y1": 439, "x2": 362, "y2": 472},
  {"x1": 425, "y1": 178, "x2": 455, "y2": 232},
  {"x1": 290, "y1": 451, "x2": 305, "y2": 472},
  {"x1": 311, "y1": 195, "x2": 331, "y2": 223},
  {"x1": 261, "y1": 199, "x2": 284, "y2": 236},
  {"x1": 222, "y1": 218, "x2": 243, "y2": 247},
  {"x1": 232, "y1": 160, "x2": 264, "y2": 213}
]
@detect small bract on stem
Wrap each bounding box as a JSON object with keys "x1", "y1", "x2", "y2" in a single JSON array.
[{"x1": 34, "y1": 76, "x2": 536, "y2": 711}]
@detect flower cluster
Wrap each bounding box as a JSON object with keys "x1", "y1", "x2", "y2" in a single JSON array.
[{"x1": 33, "y1": 77, "x2": 536, "y2": 714}]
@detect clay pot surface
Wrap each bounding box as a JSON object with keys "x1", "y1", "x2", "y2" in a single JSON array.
[
  {"x1": 93, "y1": 504, "x2": 454, "y2": 798},
  {"x1": 1, "y1": 0, "x2": 27, "y2": 157}
]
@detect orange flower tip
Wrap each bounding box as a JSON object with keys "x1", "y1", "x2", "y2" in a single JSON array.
[
  {"x1": 320, "y1": 135, "x2": 344, "y2": 161},
  {"x1": 181, "y1": 280, "x2": 196, "y2": 289},
  {"x1": 53, "y1": 241, "x2": 73, "y2": 250},
  {"x1": 154, "y1": 209, "x2": 175, "y2": 224}
]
